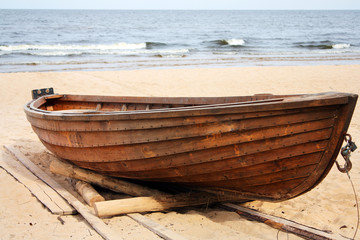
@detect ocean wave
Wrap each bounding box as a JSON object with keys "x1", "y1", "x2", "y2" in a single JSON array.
[
  {"x1": 332, "y1": 43, "x2": 350, "y2": 49},
  {"x1": 208, "y1": 39, "x2": 246, "y2": 47},
  {"x1": 153, "y1": 54, "x2": 187, "y2": 58},
  {"x1": 146, "y1": 42, "x2": 167, "y2": 49},
  {"x1": 226, "y1": 39, "x2": 246, "y2": 46},
  {"x1": 0, "y1": 42, "x2": 147, "y2": 51},
  {"x1": 17, "y1": 48, "x2": 190, "y2": 57},
  {"x1": 296, "y1": 41, "x2": 351, "y2": 50},
  {"x1": 27, "y1": 51, "x2": 84, "y2": 56}
]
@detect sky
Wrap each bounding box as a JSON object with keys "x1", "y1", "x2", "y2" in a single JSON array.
[{"x1": 2, "y1": 0, "x2": 360, "y2": 10}]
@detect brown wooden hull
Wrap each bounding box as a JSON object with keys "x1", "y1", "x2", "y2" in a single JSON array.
[{"x1": 24, "y1": 92, "x2": 357, "y2": 201}]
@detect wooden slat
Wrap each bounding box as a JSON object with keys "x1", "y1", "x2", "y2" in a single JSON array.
[
  {"x1": 222, "y1": 203, "x2": 350, "y2": 240},
  {"x1": 128, "y1": 213, "x2": 189, "y2": 240},
  {"x1": 148, "y1": 152, "x2": 323, "y2": 182},
  {"x1": 202, "y1": 177, "x2": 308, "y2": 201},
  {"x1": 1, "y1": 146, "x2": 75, "y2": 215},
  {"x1": 3, "y1": 145, "x2": 123, "y2": 240},
  {"x1": 191, "y1": 164, "x2": 318, "y2": 189},
  {"x1": 237, "y1": 178, "x2": 309, "y2": 197}
]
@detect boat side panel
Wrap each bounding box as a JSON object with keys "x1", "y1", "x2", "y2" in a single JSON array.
[
  {"x1": 30, "y1": 109, "x2": 336, "y2": 147},
  {"x1": 84, "y1": 141, "x2": 327, "y2": 178}
]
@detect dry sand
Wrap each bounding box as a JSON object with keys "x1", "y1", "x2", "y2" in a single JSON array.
[{"x1": 0, "y1": 65, "x2": 359, "y2": 239}]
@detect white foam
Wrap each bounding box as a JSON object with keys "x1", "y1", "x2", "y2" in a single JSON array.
[
  {"x1": 98, "y1": 48, "x2": 190, "y2": 55},
  {"x1": 226, "y1": 39, "x2": 246, "y2": 46},
  {"x1": 30, "y1": 51, "x2": 84, "y2": 56},
  {"x1": 332, "y1": 43, "x2": 350, "y2": 49}
]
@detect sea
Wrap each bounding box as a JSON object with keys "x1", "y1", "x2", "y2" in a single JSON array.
[{"x1": 1, "y1": 9, "x2": 360, "y2": 72}]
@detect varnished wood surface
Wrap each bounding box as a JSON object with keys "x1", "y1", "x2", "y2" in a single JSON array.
[{"x1": 24, "y1": 92, "x2": 358, "y2": 201}]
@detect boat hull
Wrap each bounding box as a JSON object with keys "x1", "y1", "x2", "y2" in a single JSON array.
[{"x1": 24, "y1": 92, "x2": 357, "y2": 201}]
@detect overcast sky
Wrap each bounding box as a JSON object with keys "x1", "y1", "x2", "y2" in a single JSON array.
[{"x1": 2, "y1": 0, "x2": 360, "y2": 10}]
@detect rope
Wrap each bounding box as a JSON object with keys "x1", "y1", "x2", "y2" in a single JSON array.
[{"x1": 346, "y1": 169, "x2": 359, "y2": 240}]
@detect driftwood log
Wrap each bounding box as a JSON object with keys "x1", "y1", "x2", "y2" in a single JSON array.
[
  {"x1": 93, "y1": 193, "x2": 241, "y2": 217},
  {"x1": 50, "y1": 158, "x2": 168, "y2": 198},
  {"x1": 72, "y1": 179, "x2": 105, "y2": 207}
]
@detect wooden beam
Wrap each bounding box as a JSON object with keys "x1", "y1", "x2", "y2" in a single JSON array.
[
  {"x1": 1, "y1": 146, "x2": 75, "y2": 215},
  {"x1": 221, "y1": 203, "x2": 351, "y2": 240},
  {"x1": 93, "y1": 193, "x2": 246, "y2": 217},
  {"x1": 4, "y1": 145, "x2": 122, "y2": 240},
  {"x1": 128, "y1": 213, "x2": 188, "y2": 240},
  {"x1": 49, "y1": 157, "x2": 168, "y2": 198},
  {"x1": 72, "y1": 179, "x2": 105, "y2": 207}
]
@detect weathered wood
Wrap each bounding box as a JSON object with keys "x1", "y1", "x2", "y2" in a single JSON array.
[
  {"x1": 221, "y1": 203, "x2": 351, "y2": 240},
  {"x1": 94, "y1": 193, "x2": 245, "y2": 217},
  {"x1": 128, "y1": 213, "x2": 189, "y2": 240},
  {"x1": 43, "y1": 127, "x2": 333, "y2": 163},
  {"x1": 121, "y1": 104, "x2": 127, "y2": 111},
  {"x1": 31, "y1": 110, "x2": 336, "y2": 147},
  {"x1": 72, "y1": 179, "x2": 105, "y2": 207},
  {"x1": 2, "y1": 146, "x2": 75, "y2": 215},
  {"x1": 140, "y1": 151, "x2": 323, "y2": 182},
  {"x1": 26, "y1": 108, "x2": 313, "y2": 132},
  {"x1": 50, "y1": 157, "x2": 168, "y2": 198},
  {"x1": 3, "y1": 146, "x2": 122, "y2": 240}
]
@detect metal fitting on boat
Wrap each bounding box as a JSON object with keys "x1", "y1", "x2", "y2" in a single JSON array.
[{"x1": 336, "y1": 133, "x2": 357, "y2": 173}]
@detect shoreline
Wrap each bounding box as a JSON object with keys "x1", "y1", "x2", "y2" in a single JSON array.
[
  {"x1": 1, "y1": 65, "x2": 359, "y2": 239},
  {"x1": 2, "y1": 60, "x2": 360, "y2": 74}
]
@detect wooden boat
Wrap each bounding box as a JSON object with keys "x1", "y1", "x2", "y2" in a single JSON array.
[{"x1": 24, "y1": 90, "x2": 357, "y2": 202}]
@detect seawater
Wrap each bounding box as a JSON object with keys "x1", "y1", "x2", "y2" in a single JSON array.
[{"x1": 0, "y1": 10, "x2": 359, "y2": 72}]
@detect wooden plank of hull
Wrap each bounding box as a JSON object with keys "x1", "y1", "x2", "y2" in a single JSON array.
[
  {"x1": 133, "y1": 152, "x2": 324, "y2": 182},
  {"x1": 29, "y1": 108, "x2": 337, "y2": 147},
  {"x1": 40, "y1": 127, "x2": 333, "y2": 166},
  {"x1": 97, "y1": 141, "x2": 327, "y2": 179},
  {"x1": 224, "y1": 178, "x2": 309, "y2": 201},
  {"x1": 26, "y1": 107, "x2": 324, "y2": 132},
  {"x1": 185, "y1": 164, "x2": 318, "y2": 189}
]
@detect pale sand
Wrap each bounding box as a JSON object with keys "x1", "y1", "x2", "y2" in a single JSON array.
[{"x1": 0, "y1": 65, "x2": 359, "y2": 239}]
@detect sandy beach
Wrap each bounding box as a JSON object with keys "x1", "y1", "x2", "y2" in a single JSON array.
[{"x1": 0, "y1": 65, "x2": 359, "y2": 239}]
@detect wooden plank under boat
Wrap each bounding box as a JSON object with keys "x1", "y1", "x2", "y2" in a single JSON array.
[{"x1": 24, "y1": 91, "x2": 357, "y2": 201}]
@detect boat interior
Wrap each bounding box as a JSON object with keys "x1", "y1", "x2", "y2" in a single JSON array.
[{"x1": 31, "y1": 93, "x2": 288, "y2": 113}]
